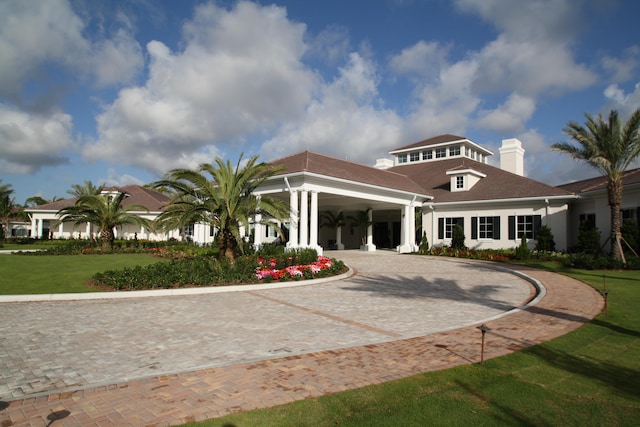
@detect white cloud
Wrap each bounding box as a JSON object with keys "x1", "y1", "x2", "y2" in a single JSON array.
[
  {"x1": 0, "y1": 104, "x2": 75, "y2": 173},
  {"x1": 261, "y1": 53, "x2": 404, "y2": 163},
  {"x1": 0, "y1": 0, "x2": 142, "y2": 99},
  {"x1": 602, "y1": 45, "x2": 640, "y2": 83},
  {"x1": 477, "y1": 93, "x2": 536, "y2": 133},
  {"x1": 101, "y1": 169, "x2": 145, "y2": 188},
  {"x1": 388, "y1": 40, "x2": 449, "y2": 79},
  {"x1": 603, "y1": 83, "x2": 640, "y2": 118},
  {"x1": 85, "y1": 1, "x2": 316, "y2": 175}
]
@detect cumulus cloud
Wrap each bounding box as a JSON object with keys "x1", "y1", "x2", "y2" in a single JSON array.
[
  {"x1": 602, "y1": 46, "x2": 640, "y2": 83},
  {"x1": 0, "y1": 0, "x2": 142, "y2": 100},
  {"x1": 84, "y1": 1, "x2": 316, "y2": 174},
  {"x1": 477, "y1": 93, "x2": 536, "y2": 133},
  {"x1": 261, "y1": 53, "x2": 404, "y2": 163},
  {"x1": 603, "y1": 83, "x2": 640, "y2": 118},
  {"x1": 388, "y1": 40, "x2": 450, "y2": 79},
  {"x1": 0, "y1": 104, "x2": 74, "y2": 173}
]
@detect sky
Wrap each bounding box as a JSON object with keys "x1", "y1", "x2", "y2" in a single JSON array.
[{"x1": 1, "y1": 0, "x2": 639, "y2": 204}]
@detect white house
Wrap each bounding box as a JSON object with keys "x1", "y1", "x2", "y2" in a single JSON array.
[{"x1": 257, "y1": 134, "x2": 576, "y2": 254}]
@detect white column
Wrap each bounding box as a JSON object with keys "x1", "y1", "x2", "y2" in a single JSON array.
[
  {"x1": 254, "y1": 196, "x2": 263, "y2": 249},
  {"x1": 309, "y1": 191, "x2": 322, "y2": 255},
  {"x1": 299, "y1": 190, "x2": 309, "y2": 247},
  {"x1": 37, "y1": 219, "x2": 43, "y2": 239},
  {"x1": 336, "y1": 212, "x2": 345, "y2": 250},
  {"x1": 86, "y1": 223, "x2": 91, "y2": 239},
  {"x1": 287, "y1": 190, "x2": 299, "y2": 249},
  {"x1": 363, "y1": 208, "x2": 376, "y2": 251},
  {"x1": 398, "y1": 204, "x2": 413, "y2": 253},
  {"x1": 31, "y1": 217, "x2": 37, "y2": 238},
  {"x1": 58, "y1": 222, "x2": 63, "y2": 239}
]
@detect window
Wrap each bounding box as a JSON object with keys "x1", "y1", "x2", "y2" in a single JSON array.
[
  {"x1": 184, "y1": 223, "x2": 195, "y2": 237},
  {"x1": 438, "y1": 217, "x2": 464, "y2": 239},
  {"x1": 472, "y1": 216, "x2": 501, "y2": 240},
  {"x1": 435, "y1": 147, "x2": 447, "y2": 158},
  {"x1": 456, "y1": 176, "x2": 464, "y2": 189},
  {"x1": 622, "y1": 209, "x2": 635, "y2": 221},
  {"x1": 423, "y1": 150, "x2": 432, "y2": 160},
  {"x1": 465, "y1": 147, "x2": 470, "y2": 157},
  {"x1": 579, "y1": 213, "x2": 596, "y2": 229},
  {"x1": 410, "y1": 152, "x2": 420, "y2": 162},
  {"x1": 449, "y1": 145, "x2": 461, "y2": 156},
  {"x1": 508, "y1": 215, "x2": 542, "y2": 240},
  {"x1": 398, "y1": 153, "x2": 407, "y2": 164}
]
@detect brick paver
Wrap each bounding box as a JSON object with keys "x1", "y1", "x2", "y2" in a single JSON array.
[{"x1": 0, "y1": 252, "x2": 603, "y2": 426}]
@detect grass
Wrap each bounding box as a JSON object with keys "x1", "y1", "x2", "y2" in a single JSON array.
[
  {"x1": 0, "y1": 243, "x2": 51, "y2": 251},
  {"x1": 0, "y1": 254, "x2": 166, "y2": 294},
  {"x1": 181, "y1": 263, "x2": 640, "y2": 427}
]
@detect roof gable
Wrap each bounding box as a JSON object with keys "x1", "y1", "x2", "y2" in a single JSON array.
[{"x1": 269, "y1": 151, "x2": 431, "y2": 196}]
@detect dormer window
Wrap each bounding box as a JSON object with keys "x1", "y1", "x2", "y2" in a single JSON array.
[
  {"x1": 410, "y1": 152, "x2": 420, "y2": 162},
  {"x1": 435, "y1": 148, "x2": 447, "y2": 158},
  {"x1": 422, "y1": 150, "x2": 432, "y2": 160},
  {"x1": 446, "y1": 168, "x2": 487, "y2": 192},
  {"x1": 398, "y1": 153, "x2": 407, "y2": 164},
  {"x1": 449, "y1": 145, "x2": 461, "y2": 156}
]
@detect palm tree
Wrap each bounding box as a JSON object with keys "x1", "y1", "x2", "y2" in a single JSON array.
[
  {"x1": 0, "y1": 180, "x2": 16, "y2": 240},
  {"x1": 152, "y1": 154, "x2": 289, "y2": 262},
  {"x1": 552, "y1": 108, "x2": 640, "y2": 260},
  {"x1": 347, "y1": 209, "x2": 373, "y2": 247},
  {"x1": 57, "y1": 192, "x2": 151, "y2": 251},
  {"x1": 24, "y1": 195, "x2": 63, "y2": 207},
  {"x1": 67, "y1": 180, "x2": 104, "y2": 197}
]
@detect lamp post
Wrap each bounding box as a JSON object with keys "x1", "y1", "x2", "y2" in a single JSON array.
[{"x1": 477, "y1": 324, "x2": 491, "y2": 364}]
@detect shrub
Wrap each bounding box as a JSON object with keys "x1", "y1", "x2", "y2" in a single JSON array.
[
  {"x1": 514, "y1": 235, "x2": 531, "y2": 261},
  {"x1": 450, "y1": 224, "x2": 466, "y2": 250},
  {"x1": 572, "y1": 222, "x2": 602, "y2": 255},
  {"x1": 535, "y1": 225, "x2": 556, "y2": 252},
  {"x1": 418, "y1": 232, "x2": 429, "y2": 254},
  {"x1": 621, "y1": 219, "x2": 639, "y2": 254}
]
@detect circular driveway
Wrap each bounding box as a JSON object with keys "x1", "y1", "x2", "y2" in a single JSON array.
[{"x1": 0, "y1": 251, "x2": 535, "y2": 400}]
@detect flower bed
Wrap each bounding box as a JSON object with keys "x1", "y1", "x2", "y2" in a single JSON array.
[{"x1": 255, "y1": 256, "x2": 336, "y2": 281}]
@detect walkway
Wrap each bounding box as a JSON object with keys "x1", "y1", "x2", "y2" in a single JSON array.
[{"x1": 0, "y1": 251, "x2": 603, "y2": 426}]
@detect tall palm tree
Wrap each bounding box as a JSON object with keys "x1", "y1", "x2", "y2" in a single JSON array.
[
  {"x1": 67, "y1": 180, "x2": 104, "y2": 197},
  {"x1": 152, "y1": 154, "x2": 289, "y2": 262},
  {"x1": 57, "y1": 192, "x2": 151, "y2": 251},
  {"x1": 552, "y1": 108, "x2": 640, "y2": 260}
]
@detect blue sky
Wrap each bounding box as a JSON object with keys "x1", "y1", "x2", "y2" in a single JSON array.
[{"x1": 1, "y1": 0, "x2": 639, "y2": 204}]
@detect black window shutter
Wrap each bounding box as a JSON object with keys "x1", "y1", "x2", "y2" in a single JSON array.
[
  {"x1": 493, "y1": 216, "x2": 501, "y2": 239},
  {"x1": 471, "y1": 217, "x2": 478, "y2": 239},
  {"x1": 508, "y1": 216, "x2": 515, "y2": 240},
  {"x1": 456, "y1": 217, "x2": 464, "y2": 231},
  {"x1": 534, "y1": 215, "x2": 542, "y2": 238},
  {"x1": 438, "y1": 218, "x2": 444, "y2": 239}
]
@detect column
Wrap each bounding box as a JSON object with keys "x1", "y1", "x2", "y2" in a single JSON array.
[
  {"x1": 336, "y1": 210, "x2": 345, "y2": 250},
  {"x1": 287, "y1": 190, "x2": 299, "y2": 249},
  {"x1": 398, "y1": 204, "x2": 413, "y2": 253},
  {"x1": 58, "y1": 222, "x2": 63, "y2": 239},
  {"x1": 299, "y1": 190, "x2": 309, "y2": 247},
  {"x1": 37, "y1": 219, "x2": 43, "y2": 239},
  {"x1": 309, "y1": 191, "x2": 318, "y2": 246},
  {"x1": 86, "y1": 223, "x2": 91, "y2": 239},
  {"x1": 31, "y1": 217, "x2": 37, "y2": 238},
  {"x1": 363, "y1": 208, "x2": 376, "y2": 251},
  {"x1": 254, "y1": 196, "x2": 263, "y2": 249}
]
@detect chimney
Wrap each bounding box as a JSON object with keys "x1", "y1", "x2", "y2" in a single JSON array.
[{"x1": 499, "y1": 138, "x2": 525, "y2": 176}]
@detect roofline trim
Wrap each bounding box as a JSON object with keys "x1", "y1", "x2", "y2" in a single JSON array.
[
  {"x1": 266, "y1": 171, "x2": 434, "y2": 200},
  {"x1": 427, "y1": 194, "x2": 578, "y2": 207},
  {"x1": 389, "y1": 138, "x2": 494, "y2": 156}
]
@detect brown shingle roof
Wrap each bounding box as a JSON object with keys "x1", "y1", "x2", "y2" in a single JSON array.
[
  {"x1": 557, "y1": 168, "x2": 640, "y2": 194},
  {"x1": 389, "y1": 159, "x2": 575, "y2": 203},
  {"x1": 26, "y1": 185, "x2": 169, "y2": 212},
  {"x1": 270, "y1": 151, "x2": 431, "y2": 196}
]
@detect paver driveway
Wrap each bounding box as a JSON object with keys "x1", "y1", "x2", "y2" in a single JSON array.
[{"x1": 0, "y1": 251, "x2": 603, "y2": 426}]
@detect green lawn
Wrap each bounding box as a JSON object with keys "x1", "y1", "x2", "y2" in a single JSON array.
[
  {"x1": 182, "y1": 264, "x2": 640, "y2": 426},
  {"x1": 0, "y1": 254, "x2": 166, "y2": 294}
]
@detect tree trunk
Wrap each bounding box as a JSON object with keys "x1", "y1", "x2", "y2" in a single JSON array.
[
  {"x1": 218, "y1": 228, "x2": 237, "y2": 263},
  {"x1": 608, "y1": 178, "x2": 624, "y2": 261},
  {"x1": 100, "y1": 228, "x2": 115, "y2": 252}
]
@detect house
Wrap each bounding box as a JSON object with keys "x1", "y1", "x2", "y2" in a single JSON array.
[
  {"x1": 558, "y1": 168, "x2": 640, "y2": 253},
  {"x1": 23, "y1": 134, "x2": 639, "y2": 254},
  {"x1": 25, "y1": 185, "x2": 180, "y2": 241},
  {"x1": 254, "y1": 134, "x2": 577, "y2": 254}
]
